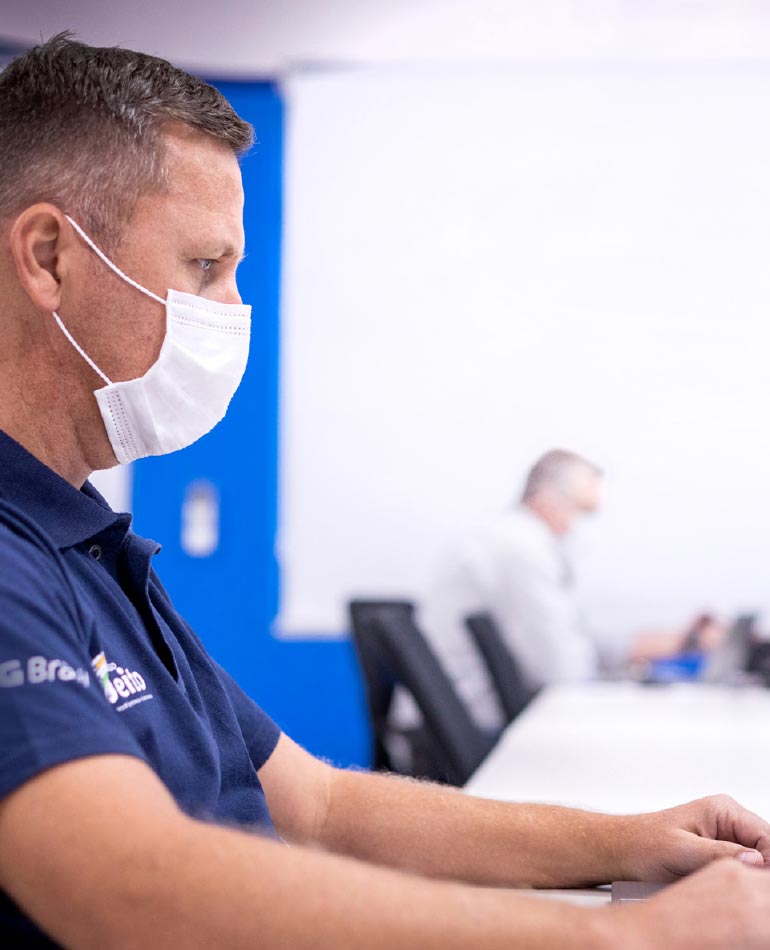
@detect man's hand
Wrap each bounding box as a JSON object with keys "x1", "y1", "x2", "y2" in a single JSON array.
[
  {"x1": 614, "y1": 795, "x2": 770, "y2": 882},
  {"x1": 610, "y1": 860, "x2": 770, "y2": 950}
]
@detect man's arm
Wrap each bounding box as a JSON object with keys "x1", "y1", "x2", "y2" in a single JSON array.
[
  {"x1": 0, "y1": 754, "x2": 616, "y2": 950},
  {"x1": 5, "y1": 751, "x2": 770, "y2": 949},
  {"x1": 260, "y1": 735, "x2": 770, "y2": 888}
]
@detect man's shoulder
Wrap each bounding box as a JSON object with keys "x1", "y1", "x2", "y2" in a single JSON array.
[
  {"x1": 0, "y1": 495, "x2": 71, "y2": 591},
  {"x1": 477, "y1": 507, "x2": 550, "y2": 553},
  {"x1": 459, "y1": 510, "x2": 561, "y2": 585},
  {"x1": 0, "y1": 493, "x2": 57, "y2": 548},
  {"x1": 0, "y1": 496, "x2": 90, "y2": 660}
]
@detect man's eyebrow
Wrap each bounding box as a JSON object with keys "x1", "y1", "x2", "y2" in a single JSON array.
[{"x1": 218, "y1": 245, "x2": 247, "y2": 263}]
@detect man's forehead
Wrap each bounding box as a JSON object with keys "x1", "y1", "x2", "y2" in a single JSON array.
[
  {"x1": 162, "y1": 127, "x2": 243, "y2": 198},
  {"x1": 155, "y1": 128, "x2": 245, "y2": 249}
]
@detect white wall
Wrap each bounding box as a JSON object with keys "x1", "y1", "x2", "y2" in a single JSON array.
[
  {"x1": 89, "y1": 465, "x2": 132, "y2": 514},
  {"x1": 278, "y1": 64, "x2": 770, "y2": 640}
]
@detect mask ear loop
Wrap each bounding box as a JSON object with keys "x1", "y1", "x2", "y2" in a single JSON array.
[
  {"x1": 64, "y1": 215, "x2": 167, "y2": 307},
  {"x1": 52, "y1": 310, "x2": 113, "y2": 386},
  {"x1": 52, "y1": 215, "x2": 169, "y2": 387}
]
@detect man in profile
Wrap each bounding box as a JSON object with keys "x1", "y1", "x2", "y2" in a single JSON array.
[
  {"x1": 1, "y1": 35, "x2": 770, "y2": 950},
  {"x1": 419, "y1": 448, "x2": 712, "y2": 731}
]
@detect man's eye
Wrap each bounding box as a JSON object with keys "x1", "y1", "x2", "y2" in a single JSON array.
[{"x1": 197, "y1": 259, "x2": 215, "y2": 273}]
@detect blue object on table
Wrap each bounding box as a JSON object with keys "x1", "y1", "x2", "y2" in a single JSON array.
[{"x1": 646, "y1": 652, "x2": 707, "y2": 683}]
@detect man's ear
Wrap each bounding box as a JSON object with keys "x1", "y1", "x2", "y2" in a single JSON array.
[{"x1": 8, "y1": 204, "x2": 76, "y2": 314}]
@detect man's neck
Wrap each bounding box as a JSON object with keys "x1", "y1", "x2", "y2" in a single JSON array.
[
  {"x1": 522, "y1": 498, "x2": 562, "y2": 537},
  {"x1": 0, "y1": 363, "x2": 113, "y2": 488}
]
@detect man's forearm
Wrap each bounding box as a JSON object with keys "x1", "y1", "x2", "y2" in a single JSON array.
[
  {"x1": 1, "y1": 756, "x2": 620, "y2": 950},
  {"x1": 100, "y1": 822, "x2": 617, "y2": 950},
  {"x1": 319, "y1": 767, "x2": 626, "y2": 887}
]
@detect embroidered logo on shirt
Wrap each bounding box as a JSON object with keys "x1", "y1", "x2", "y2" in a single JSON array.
[
  {"x1": 0, "y1": 657, "x2": 90, "y2": 689},
  {"x1": 90, "y1": 651, "x2": 154, "y2": 712}
]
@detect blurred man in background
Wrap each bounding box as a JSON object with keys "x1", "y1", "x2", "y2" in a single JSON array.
[{"x1": 419, "y1": 449, "x2": 719, "y2": 731}]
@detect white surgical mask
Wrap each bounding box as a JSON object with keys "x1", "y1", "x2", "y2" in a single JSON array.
[{"x1": 52, "y1": 215, "x2": 251, "y2": 465}]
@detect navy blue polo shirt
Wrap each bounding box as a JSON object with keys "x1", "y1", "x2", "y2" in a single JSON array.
[{"x1": 0, "y1": 430, "x2": 281, "y2": 948}]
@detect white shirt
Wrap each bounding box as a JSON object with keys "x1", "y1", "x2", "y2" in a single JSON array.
[{"x1": 413, "y1": 506, "x2": 599, "y2": 731}]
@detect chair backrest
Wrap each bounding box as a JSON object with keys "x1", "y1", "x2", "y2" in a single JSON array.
[
  {"x1": 348, "y1": 599, "x2": 496, "y2": 785},
  {"x1": 349, "y1": 600, "x2": 416, "y2": 771},
  {"x1": 464, "y1": 612, "x2": 538, "y2": 724}
]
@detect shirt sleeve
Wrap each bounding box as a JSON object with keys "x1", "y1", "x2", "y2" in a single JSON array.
[
  {"x1": 210, "y1": 659, "x2": 281, "y2": 771},
  {"x1": 0, "y1": 513, "x2": 147, "y2": 803}
]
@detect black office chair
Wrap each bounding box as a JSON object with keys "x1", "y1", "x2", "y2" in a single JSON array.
[
  {"x1": 348, "y1": 600, "x2": 416, "y2": 773},
  {"x1": 348, "y1": 599, "x2": 497, "y2": 786},
  {"x1": 464, "y1": 612, "x2": 538, "y2": 724}
]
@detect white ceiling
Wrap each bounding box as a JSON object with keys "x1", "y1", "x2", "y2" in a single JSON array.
[{"x1": 3, "y1": 0, "x2": 770, "y2": 78}]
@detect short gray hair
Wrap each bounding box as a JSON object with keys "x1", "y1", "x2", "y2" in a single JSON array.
[
  {"x1": 521, "y1": 449, "x2": 602, "y2": 502},
  {"x1": 0, "y1": 33, "x2": 254, "y2": 250}
]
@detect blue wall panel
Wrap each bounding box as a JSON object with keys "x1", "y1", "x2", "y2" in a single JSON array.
[{"x1": 131, "y1": 81, "x2": 370, "y2": 768}]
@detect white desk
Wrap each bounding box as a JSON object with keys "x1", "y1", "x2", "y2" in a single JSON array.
[{"x1": 466, "y1": 681, "x2": 770, "y2": 818}]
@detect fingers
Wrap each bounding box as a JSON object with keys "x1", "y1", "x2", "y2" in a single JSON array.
[
  {"x1": 706, "y1": 795, "x2": 770, "y2": 865},
  {"x1": 665, "y1": 832, "x2": 763, "y2": 877},
  {"x1": 623, "y1": 796, "x2": 770, "y2": 883},
  {"x1": 667, "y1": 795, "x2": 770, "y2": 876}
]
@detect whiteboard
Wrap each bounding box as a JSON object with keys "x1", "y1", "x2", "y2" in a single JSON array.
[{"x1": 277, "y1": 65, "x2": 770, "y2": 640}]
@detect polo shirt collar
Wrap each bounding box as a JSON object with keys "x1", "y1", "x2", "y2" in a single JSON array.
[{"x1": 0, "y1": 429, "x2": 123, "y2": 549}]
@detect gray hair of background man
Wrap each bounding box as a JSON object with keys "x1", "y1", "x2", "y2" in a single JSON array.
[
  {"x1": 0, "y1": 33, "x2": 253, "y2": 251},
  {"x1": 521, "y1": 449, "x2": 603, "y2": 502}
]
